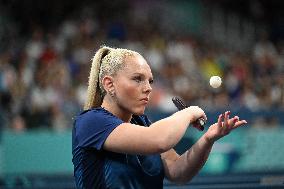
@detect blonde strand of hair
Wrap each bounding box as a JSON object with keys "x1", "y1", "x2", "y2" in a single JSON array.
[{"x1": 84, "y1": 47, "x2": 110, "y2": 110}]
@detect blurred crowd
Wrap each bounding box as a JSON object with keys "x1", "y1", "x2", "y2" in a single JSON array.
[{"x1": 0, "y1": 2, "x2": 283, "y2": 132}]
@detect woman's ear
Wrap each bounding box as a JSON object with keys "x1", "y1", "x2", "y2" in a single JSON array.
[{"x1": 102, "y1": 76, "x2": 115, "y2": 95}]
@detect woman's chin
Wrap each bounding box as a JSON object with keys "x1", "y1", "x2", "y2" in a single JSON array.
[{"x1": 133, "y1": 107, "x2": 146, "y2": 115}]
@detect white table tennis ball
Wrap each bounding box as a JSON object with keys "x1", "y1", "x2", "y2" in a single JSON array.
[{"x1": 209, "y1": 76, "x2": 222, "y2": 88}]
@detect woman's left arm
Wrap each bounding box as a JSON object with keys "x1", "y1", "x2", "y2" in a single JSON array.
[{"x1": 161, "y1": 111, "x2": 247, "y2": 183}]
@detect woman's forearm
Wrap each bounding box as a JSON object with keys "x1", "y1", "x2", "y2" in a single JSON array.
[
  {"x1": 168, "y1": 135, "x2": 214, "y2": 183},
  {"x1": 149, "y1": 109, "x2": 193, "y2": 152}
]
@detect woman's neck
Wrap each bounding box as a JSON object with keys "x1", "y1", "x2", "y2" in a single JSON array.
[{"x1": 101, "y1": 100, "x2": 132, "y2": 122}]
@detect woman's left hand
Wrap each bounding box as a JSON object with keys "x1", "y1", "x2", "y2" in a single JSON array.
[{"x1": 204, "y1": 111, "x2": 247, "y2": 143}]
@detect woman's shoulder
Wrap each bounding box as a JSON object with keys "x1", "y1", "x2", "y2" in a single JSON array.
[
  {"x1": 75, "y1": 107, "x2": 121, "y2": 122},
  {"x1": 79, "y1": 107, "x2": 113, "y2": 116},
  {"x1": 74, "y1": 107, "x2": 124, "y2": 130}
]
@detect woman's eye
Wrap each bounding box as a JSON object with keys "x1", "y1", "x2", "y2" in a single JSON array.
[
  {"x1": 149, "y1": 79, "x2": 154, "y2": 84},
  {"x1": 134, "y1": 76, "x2": 142, "y2": 83}
]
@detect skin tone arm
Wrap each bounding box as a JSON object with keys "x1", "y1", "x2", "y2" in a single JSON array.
[
  {"x1": 161, "y1": 111, "x2": 247, "y2": 183},
  {"x1": 103, "y1": 106, "x2": 207, "y2": 155}
]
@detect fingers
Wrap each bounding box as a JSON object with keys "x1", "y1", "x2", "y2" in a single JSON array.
[
  {"x1": 199, "y1": 108, "x2": 207, "y2": 122},
  {"x1": 220, "y1": 111, "x2": 247, "y2": 130},
  {"x1": 203, "y1": 114, "x2": 208, "y2": 123},
  {"x1": 232, "y1": 120, "x2": 247, "y2": 129},
  {"x1": 223, "y1": 111, "x2": 230, "y2": 127},
  {"x1": 192, "y1": 123, "x2": 204, "y2": 131},
  {"x1": 227, "y1": 116, "x2": 239, "y2": 129},
  {"x1": 187, "y1": 106, "x2": 207, "y2": 123},
  {"x1": 217, "y1": 113, "x2": 223, "y2": 127}
]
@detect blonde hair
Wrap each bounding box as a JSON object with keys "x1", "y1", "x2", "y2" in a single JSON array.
[{"x1": 84, "y1": 46, "x2": 139, "y2": 110}]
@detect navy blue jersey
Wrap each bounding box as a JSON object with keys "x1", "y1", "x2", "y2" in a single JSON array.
[{"x1": 72, "y1": 107, "x2": 164, "y2": 189}]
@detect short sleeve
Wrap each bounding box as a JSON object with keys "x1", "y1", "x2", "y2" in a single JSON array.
[{"x1": 74, "y1": 108, "x2": 124, "y2": 150}]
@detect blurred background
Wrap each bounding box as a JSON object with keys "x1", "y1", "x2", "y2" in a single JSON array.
[{"x1": 0, "y1": 0, "x2": 284, "y2": 188}]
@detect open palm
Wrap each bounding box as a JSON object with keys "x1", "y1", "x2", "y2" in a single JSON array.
[{"x1": 205, "y1": 111, "x2": 247, "y2": 142}]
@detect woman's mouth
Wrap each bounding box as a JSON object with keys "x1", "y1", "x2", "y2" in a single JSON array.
[{"x1": 140, "y1": 98, "x2": 149, "y2": 104}]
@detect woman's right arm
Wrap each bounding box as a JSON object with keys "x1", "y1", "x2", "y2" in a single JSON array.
[{"x1": 103, "y1": 106, "x2": 206, "y2": 155}]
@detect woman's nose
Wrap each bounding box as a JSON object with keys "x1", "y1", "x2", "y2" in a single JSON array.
[{"x1": 143, "y1": 81, "x2": 152, "y2": 93}]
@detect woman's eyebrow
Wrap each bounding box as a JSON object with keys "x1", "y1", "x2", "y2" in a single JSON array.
[
  {"x1": 132, "y1": 73, "x2": 145, "y2": 77},
  {"x1": 132, "y1": 73, "x2": 153, "y2": 79}
]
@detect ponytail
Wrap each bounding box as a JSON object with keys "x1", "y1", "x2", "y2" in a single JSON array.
[{"x1": 84, "y1": 46, "x2": 110, "y2": 110}]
